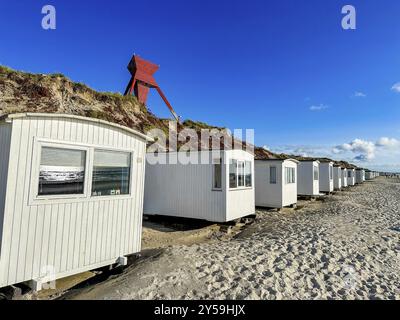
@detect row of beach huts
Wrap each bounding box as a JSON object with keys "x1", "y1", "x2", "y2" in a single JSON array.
[{"x1": 0, "y1": 114, "x2": 380, "y2": 292}]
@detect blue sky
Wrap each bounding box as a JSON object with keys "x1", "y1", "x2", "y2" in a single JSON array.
[{"x1": 0, "y1": 0, "x2": 399, "y2": 171}]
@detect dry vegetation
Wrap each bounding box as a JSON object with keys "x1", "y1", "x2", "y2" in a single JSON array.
[{"x1": 0, "y1": 66, "x2": 254, "y2": 152}]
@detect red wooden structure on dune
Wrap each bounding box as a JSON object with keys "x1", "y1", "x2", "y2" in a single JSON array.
[{"x1": 124, "y1": 55, "x2": 180, "y2": 123}]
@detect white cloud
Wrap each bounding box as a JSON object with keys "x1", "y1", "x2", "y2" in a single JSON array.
[
  {"x1": 270, "y1": 145, "x2": 333, "y2": 158},
  {"x1": 391, "y1": 82, "x2": 400, "y2": 93},
  {"x1": 353, "y1": 91, "x2": 366, "y2": 97},
  {"x1": 376, "y1": 137, "x2": 400, "y2": 148},
  {"x1": 334, "y1": 138, "x2": 376, "y2": 161},
  {"x1": 309, "y1": 104, "x2": 329, "y2": 111},
  {"x1": 354, "y1": 154, "x2": 370, "y2": 162},
  {"x1": 268, "y1": 136, "x2": 400, "y2": 171},
  {"x1": 262, "y1": 145, "x2": 270, "y2": 151},
  {"x1": 333, "y1": 137, "x2": 400, "y2": 162}
]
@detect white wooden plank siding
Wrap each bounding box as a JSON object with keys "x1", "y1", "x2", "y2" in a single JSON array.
[
  {"x1": 319, "y1": 162, "x2": 334, "y2": 193},
  {"x1": 254, "y1": 159, "x2": 298, "y2": 208},
  {"x1": 0, "y1": 114, "x2": 147, "y2": 288},
  {"x1": 144, "y1": 157, "x2": 226, "y2": 222},
  {"x1": 0, "y1": 123, "x2": 12, "y2": 254},
  {"x1": 225, "y1": 150, "x2": 255, "y2": 221},
  {"x1": 144, "y1": 150, "x2": 255, "y2": 223},
  {"x1": 297, "y1": 161, "x2": 320, "y2": 196}
]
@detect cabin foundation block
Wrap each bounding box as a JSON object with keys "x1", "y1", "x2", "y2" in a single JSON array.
[
  {"x1": 117, "y1": 256, "x2": 128, "y2": 266},
  {"x1": 28, "y1": 279, "x2": 43, "y2": 292}
]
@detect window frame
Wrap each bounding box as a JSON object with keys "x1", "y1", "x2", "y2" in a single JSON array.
[
  {"x1": 31, "y1": 140, "x2": 91, "y2": 202},
  {"x1": 285, "y1": 167, "x2": 296, "y2": 185},
  {"x1": 245, "y1": 161, "x2": 252, "y2": 187},
  {"x1": 229, "y1": 158, "x2": 253, "y2": 190},
  {"x1": 30, "y1": 138, "x2": 135, "y2": 205},
  {"x1": 212, "y1": 157, "x2": 223, "y2": 191},
  {"x1": 313, "y1": 165, "x2": 319, "y2": 181},
  {"x1": 91, "y1": 148, "x2": 134, "y2": 198},
  {"x1": 229, "y1": 159, "x2": 238, "y2": 189},
  {"x1": 270, "y1": 166, "x2": 277, "y2": 184}
]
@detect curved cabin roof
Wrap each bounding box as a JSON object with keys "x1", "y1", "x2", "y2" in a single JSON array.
[
  {"x1": 255, "y1": 147, "x2": 293, "y2": 160},
  {"x1": 316, "y1": 158, "x2": 335, "y2": 164},
  {"x1": 295, "y1": 158, "x2": 321, "y2": 164},
  {"x1": 1, "y1": 113, "x2": 153, "y2": 142},
  {"x1": 254, "y1": 147, "x2": 299, "y2": 163}
]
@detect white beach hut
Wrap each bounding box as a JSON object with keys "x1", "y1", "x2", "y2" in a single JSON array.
[
  {"x1": 341, "y1": 168, "x2": 348, "y2": 188},
  {"x1": 333, "y1": 165, "x2": 342, "y2": 190},
  {"x1": 365, "y1": 170, "x2": 373, "y2": 180},
  {"x1": 144, "y1": 149, "x2": 255, "y2": 223},
  {"x1": 296, "y1": 159, "x2": 320, "y2": 197},
  {"x1": 0, "y1": 113, "x2": 149, "y2": 291},
  {"x1": 355, "y1": 168, "x2": 365, "y2": 184},
  {"x1": 318, "y1": 160, "x2": 334, "y2": 193},
  {"x1": 347, "y1": 168, "x2": 356, "y2": 186},
  {"x1": 254, "y1": 157, "x2": 298, "y2": 208}
]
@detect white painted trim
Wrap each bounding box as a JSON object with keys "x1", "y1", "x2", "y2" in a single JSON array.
[
  {"x1": 211, "y1": 156, "x2": 223, "y2": 191},
  {"x1": 5, "y1": 113, "x2": 153, "y2": 142},
  {"x1": 28, "y1": 138, "x2": 137, "y2": 205},
  {"x1": 29, "y1": 139, "x2": 91, "y2": 205},
  {"x1": 89, "y1": 148, "x2": 135, "y2": 199},
  {"x1": 228, "y1": 159, "x2": 254, "y2": 190}
]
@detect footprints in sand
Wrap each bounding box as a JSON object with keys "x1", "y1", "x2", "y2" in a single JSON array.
[{"x1": 70, "y1": 180, "x2": 400, "y2": 300}]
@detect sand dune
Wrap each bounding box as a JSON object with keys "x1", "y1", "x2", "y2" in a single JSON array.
[{"x1": 67, "y1": 178, "x2": 400, "y2": 300}]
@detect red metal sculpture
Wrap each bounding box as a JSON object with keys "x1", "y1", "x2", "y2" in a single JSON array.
[{"x1": 124, "y1": 55, "x2": 180, "y2": 123}]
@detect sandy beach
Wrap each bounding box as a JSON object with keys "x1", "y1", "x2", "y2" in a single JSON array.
[{"x1": 63, "y1": 178, "x2": 400, "y2": 300}]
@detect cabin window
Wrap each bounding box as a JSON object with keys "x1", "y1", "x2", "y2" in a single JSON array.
[
  {"x1": 92, "y1": 150, "x2": 131, "y2": 197},
  {"x1": 329, "y1": 166, "x2": 333, "y2": 180},
  {"x1": 38, "y1": 147, "x2": 86, "y2": 196},
  {"x1": 348, "y1": 171, "x2": 352, "y2": 178},
  {"x1": 313, "y1": 166, "x2": 319, "y2": 180},
  {"x1": 285, "y1": 167, "x2": 296, "y2": 184},
  {"x1": 245, "y1": 161, "x2": 252, "y2": 187},
  {"x1": 229, "y1": 160, "x2": 238, "y2": 188},
  {"x1": 270, "y1": 166, "x2": 277, "y2": 184},
  {"x1": 213, "y1": 159, "x2": 222, "y2": 190},
  {"x1": 229, "y1": 159, "x2": 252, "y2": 189}
]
